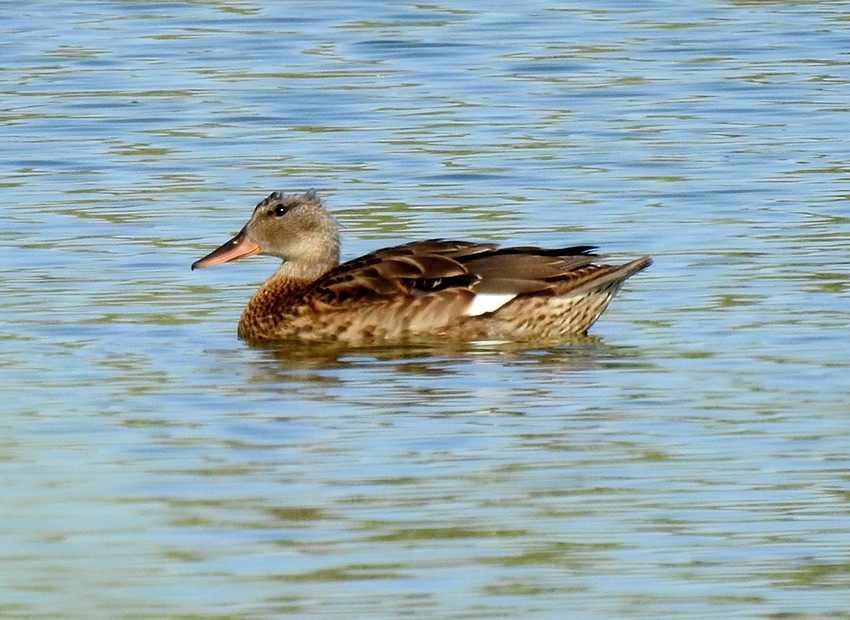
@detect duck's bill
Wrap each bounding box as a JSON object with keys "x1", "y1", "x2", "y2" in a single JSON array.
[{"x1": 191, "y1": 227, "x2": 260, "y2": 270}]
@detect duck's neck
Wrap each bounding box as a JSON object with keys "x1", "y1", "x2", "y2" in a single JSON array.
[
  {"x1": 251, "y1": 251, "x2": 340, "y2": 306},
  {"x1": 272, "y1": 254, "x2": 338, "y2": 284}
]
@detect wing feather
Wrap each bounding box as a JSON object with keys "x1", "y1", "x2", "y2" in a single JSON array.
[{"x1": 304, "y1": 239, "x2": 614, "y2": 311}]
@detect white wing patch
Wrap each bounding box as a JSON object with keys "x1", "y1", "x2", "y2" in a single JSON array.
[{"x1": 464, "y1": 293, "x2": 517, "y2": 316}]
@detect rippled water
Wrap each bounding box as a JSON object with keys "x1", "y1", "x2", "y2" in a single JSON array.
[{"x1": 3, "y1": 1, "x2": 850, "y2": 618}]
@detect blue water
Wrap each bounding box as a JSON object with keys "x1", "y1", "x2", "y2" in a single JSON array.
[{"x1": 2, "y1": 2, "x2": 849, "y2": 618}]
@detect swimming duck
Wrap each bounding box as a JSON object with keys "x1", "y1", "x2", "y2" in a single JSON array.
[{"x1": 192, "y1": 191, "x2": 651, "y2": 344}]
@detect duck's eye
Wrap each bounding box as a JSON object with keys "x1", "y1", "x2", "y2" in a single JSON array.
[{"x1": 273, "y1": 204, "x2": 288, "y2": 217}]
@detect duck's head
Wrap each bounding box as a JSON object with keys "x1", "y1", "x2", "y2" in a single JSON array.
[{"x1": 191, "y1": 190, "x2": 340, "y2": 274}]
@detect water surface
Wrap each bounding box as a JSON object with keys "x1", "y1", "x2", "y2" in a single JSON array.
[{"x1": 2, "y1": 1, "x2": 850, "y2": 618}]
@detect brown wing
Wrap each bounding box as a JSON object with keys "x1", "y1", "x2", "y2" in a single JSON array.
[
  {"x1": 458, "y1": 245, "x2": 598, "y2": 295},
  {"x1": 306, "y1": 238, "x2": 601, "y2": 305},
  {"x1": 304, "y1": 239, "x2": 490, "y2": 304}
]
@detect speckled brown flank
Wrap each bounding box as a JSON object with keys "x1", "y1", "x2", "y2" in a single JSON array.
[{"x1": 193, "y1": 191, "x2": 652, "y2": 345}]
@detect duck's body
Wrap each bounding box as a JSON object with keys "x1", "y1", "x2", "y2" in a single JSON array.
[{"x1": 192, "y1": 191, "x2": 651, "y2": 344}]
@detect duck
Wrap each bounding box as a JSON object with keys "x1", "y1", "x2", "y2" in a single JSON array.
[{"x1": 191, "y1": 190, "x2": 651, "y2": 344}]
